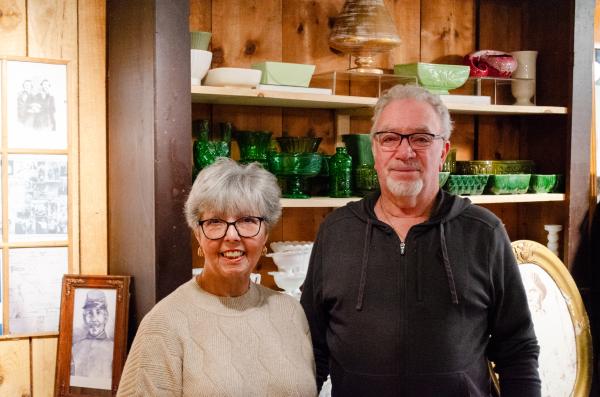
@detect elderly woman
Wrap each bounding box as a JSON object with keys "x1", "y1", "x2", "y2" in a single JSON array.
[{"x1": 117, "y1": 158, "x2": 317, "y2": 396}]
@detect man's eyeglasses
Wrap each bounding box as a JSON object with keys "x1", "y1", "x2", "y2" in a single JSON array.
[
  {"x1": 198, "y1": 216, "x2": 264, "y2": 240},
  {"x1": 373, "y1": 131, "x2": 445, "y2": 151}
]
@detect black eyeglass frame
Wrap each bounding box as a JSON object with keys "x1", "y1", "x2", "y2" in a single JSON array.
[
  {"x1": 197, "y1": 216, "x2": 265, "y2": 240},
  {"x1": 373, "y1": 131, "x2": 446, "y2": 151}
]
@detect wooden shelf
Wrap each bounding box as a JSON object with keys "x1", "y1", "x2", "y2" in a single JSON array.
[
  {"x1": 281, "y1": 193, "x2": 565, "y2": 208},
  {"x1": 191, "y1": 86, "x2": 568, "y2": 115}
]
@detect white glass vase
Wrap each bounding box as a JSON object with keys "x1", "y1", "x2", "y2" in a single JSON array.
[{"x1": 510, "y1": 50, "x2": 538, "y2": 106}]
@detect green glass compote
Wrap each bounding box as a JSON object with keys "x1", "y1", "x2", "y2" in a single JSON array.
[
  {"x1": 234, "y1": 130, "x2": 273, "y2": 167},
  {"x1": 268, "y1": 152, "x2": 322, "y2": 198}
]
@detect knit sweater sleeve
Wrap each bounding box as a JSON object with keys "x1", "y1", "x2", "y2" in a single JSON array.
[
  {"x1": 486, "y1": 224, "x2": 541, "y2": 397},
  {"x1": 117, "y1": 309, "x2": 184, "y2": 397},
  {"x1": 300, "y1": 225, "x2": 330, "y2": 391}
]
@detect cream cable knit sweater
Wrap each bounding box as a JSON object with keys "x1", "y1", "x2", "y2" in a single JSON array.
[{"x1": 117, "y1": 279, "x2": 317, "y2": 397}]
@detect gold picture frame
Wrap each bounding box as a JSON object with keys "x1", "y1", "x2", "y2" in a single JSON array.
[
  {"x1": 510, "y1": 240, "x2": 592, "y2": 397},
  {"x1": 54, "y1": 275, "x2": 130, "y2": 397}
]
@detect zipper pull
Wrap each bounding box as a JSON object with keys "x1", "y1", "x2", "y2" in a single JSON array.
[{"x1": 400, "y1": 241, "x2": 406, "y2": 255}]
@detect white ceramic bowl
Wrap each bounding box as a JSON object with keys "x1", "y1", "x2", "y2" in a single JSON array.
[
  {"x1": 203, "y1": 67, "x2": 262, "y2": 88},
  {"x1": 191, "y1": 49, "x2": 212, "y2": 85},
  {"x1": 268, "y1": 271, "x2": 306, "y2": 297},
  {"x1": 270, "y1": 240, "x2": 313, "y2": 253},
  {"x1": 266, "y1": 250, "x2": 311, "y2": 274}
]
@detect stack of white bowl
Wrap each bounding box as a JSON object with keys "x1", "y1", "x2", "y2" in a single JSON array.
[{"x1": 267, "y1": 241, "x2": 313, "y2": 299}]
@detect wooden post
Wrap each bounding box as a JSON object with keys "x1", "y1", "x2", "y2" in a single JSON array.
[{"x1": 107, "y1": 0, "x2": 192, "y2": 327}]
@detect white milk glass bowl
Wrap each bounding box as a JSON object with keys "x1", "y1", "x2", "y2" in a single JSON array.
[
  {"x1": 191, "y1": 49, "x2": 212, "y2": 85},
  {"x1": 270, "y1": 240, "x2": 313, "y2": 253},
  {"x1": 269, "y1": 271, "x2": 306, "y2": 299},
  {"x1": 266, "y1": 250, "x2": 311, "y2": 274}
]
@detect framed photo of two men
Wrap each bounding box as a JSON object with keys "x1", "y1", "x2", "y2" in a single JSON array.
[{"x1": 55, "y1": 275, "x2": 130, "y2": 397}]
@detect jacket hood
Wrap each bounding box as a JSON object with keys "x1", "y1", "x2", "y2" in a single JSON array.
[{"x1": 346, "y1": 189, "x2": 473, "y2": 310}]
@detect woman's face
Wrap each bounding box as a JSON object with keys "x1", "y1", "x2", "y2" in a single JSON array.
[{"x1": 194, "y1": 212, "x2": 268, "y2": 280}]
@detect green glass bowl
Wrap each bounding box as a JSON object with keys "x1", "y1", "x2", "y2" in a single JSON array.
[
  {"x1": 529, "y1": 174, "x2": 558, "y2": 193},
  {"x1": 485, "y1": 174, "x2": 531, "y2": 195},
  {"x1": 443, "y1": 174, "x2": 490, "y2": 195},
  {"x1": 234, "y1": 130, "x2": 273, "y2": 165},
  {"x1": 276, "y1": 137, "x2": 322, "y2": 153},
  {"x1": 393, "y1": 63, "x2": 470, "y2": 95},
  {"x1": 251, "y1": 61, "x2": 316, "y2": 87},
  {"x1": 268, "y1": 152, "x2": 322, "y2": 176},
  {"x1": 456, "y1": 160, "x2": 535, "y2": 175},
  {"x1": 439, "y1": 171, "x2": 450, "y2": 187}
]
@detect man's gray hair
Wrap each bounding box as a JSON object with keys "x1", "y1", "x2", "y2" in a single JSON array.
[
  {"x1": 184, "y1": 158, "x2": 282, "y2": 230},
  {"x1": 370, "y1": 84, "x2": 453, "y2": 140}
]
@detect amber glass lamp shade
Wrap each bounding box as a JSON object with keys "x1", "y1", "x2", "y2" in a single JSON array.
[{"x1": 329, "y1": 0, "x2": 401, "y2": 74}]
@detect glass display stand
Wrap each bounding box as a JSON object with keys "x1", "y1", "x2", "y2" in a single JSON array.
[
  {"x1": 310, "y1": 70, "x2": 416, "y2": 97},
  {"x1": 463, "y1": 77, "x2": 537, "y2": 105},
  {"x1": 311, "y1": 70, "x2": 536, "y2": 106}
]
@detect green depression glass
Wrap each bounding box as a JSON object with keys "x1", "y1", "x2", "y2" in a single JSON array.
[
  {"x1": 235, "y1": 130, "x2": 273, "y2": 166},
  {"x1": 276, "y1": 136, "x2": 322, "y2": 153},
  {"x1": 192, "y1": 119, "x2": 231, "y2": 177},
  {"x1": 439, "y1": 171, "x2": 450, "y2": 187},
  {"x1": 456, "y1": 160, "x2": 535, "y2": 175},
  {"x1": 529, "y1": 174, "x2": 558, "y2": 193},
  {"x1": 443, "y1": 174, "x2": 490, "y2": 195},
  {"x1": 485, "y1": 174, "x2": 531, "y2": 195},
  {"x1": 393, "y1": 63, "x2": 470, "y2": 95},
  {"x1": 328, "y1": 147, "x2": 353, "y2": 198},
  {"x1": 342, "y1": 134, "x2": 378, "y2": 196},
  {"x1": 442, "y1": 148, "x2": 457, "y2": 173},
  {"x1": 268, "y1": 152, "x2": 322, "y2": 198}
]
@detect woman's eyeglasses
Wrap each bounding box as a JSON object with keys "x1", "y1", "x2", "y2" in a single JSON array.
[
  {"x1": 373, "y1": 131, "x2": 445, "y2": 151},
  {"x1": 198, "y1": 216, "x2": 264, "y2": 240}
]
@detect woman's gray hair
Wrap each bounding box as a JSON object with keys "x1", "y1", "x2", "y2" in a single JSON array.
[
  {"x1": 370, "y1": 84, "x2": 453, "y2": 140},
  {"x1": 184, "y1": 158, "x2": 282, "y2": 230}
]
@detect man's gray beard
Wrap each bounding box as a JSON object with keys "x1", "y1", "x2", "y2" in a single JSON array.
[{"x1": 386, "y1": 177, "x2": 423, "y2": 197}]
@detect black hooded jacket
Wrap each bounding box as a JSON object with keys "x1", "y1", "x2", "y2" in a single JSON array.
[{"x1": 300, "y1": 190, "x2": 540, "y2": 397}]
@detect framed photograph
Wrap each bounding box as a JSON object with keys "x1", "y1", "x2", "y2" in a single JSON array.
[
  {"x1": 8, "y1": 154, "x2": 68, "y2": 242},
  {"x1": 8, "y1": 247, "x2": 68, "y2": 334},
  {"x1": 510, "y1": 240, "x2": 592, "y2": 397},
  {"x1": 6, "y1": 59, "x2": 68, "y2": 149},
  {"x1": 55, "y1": 275, "x2": 130, "y2": 397}
]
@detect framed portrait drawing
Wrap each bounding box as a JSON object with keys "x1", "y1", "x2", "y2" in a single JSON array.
[
  {"x1": 510, "y1": 240, "x2": 592, "y2": 397},
  {"x1": 55, "y1": 275, "x2": 130, "y2": 397},
  {"x1": 6, "y1": 59, "x2": 68, "y2": 149}
]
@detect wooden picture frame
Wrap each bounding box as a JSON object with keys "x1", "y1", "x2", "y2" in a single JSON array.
[
  {"x1": 54, "y1": 275, "x2": 130, "y2": 397},
  {"x1": 510, "y1": 240, "x2": 592, "y2": 397}
]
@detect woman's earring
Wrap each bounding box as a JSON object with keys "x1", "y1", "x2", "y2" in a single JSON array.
[
  {"x1": 197, "y1": 247, "x2": 204, "y2": 257},
  {"x1": 262, "y1": 246, "x2": 267, "y2": 256}
]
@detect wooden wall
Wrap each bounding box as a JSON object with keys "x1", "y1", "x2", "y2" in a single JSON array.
[
  {"x1": 190, "y1": 0, "x2": 577, "y2": 289},
  {"x1": 0, "y1": 1, "x2": 106, "y2": 395}
]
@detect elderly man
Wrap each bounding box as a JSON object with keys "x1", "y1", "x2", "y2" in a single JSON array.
[
  {"x1": 301, "y1": 85, "x2": 540, "y2": 396},
  {"x1": 71, "y1": 290, "x2": 114, "y2": 382}
]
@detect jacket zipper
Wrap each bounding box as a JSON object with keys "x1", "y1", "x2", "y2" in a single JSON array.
[{"x1": 400, "y1": 241, "x2": 406, "y2": 255}]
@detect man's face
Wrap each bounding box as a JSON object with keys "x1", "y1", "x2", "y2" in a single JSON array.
[
  {"x1": 83, "y1": 306, "x2": 108, "y2": 337},
  {"x1": 372, "y1": 98, "x2": 449, "y2": 200}
]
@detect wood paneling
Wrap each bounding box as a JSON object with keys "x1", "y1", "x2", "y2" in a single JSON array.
[
  {"x1": 420, "y1": 0, "x2": 475, "y2": 64},
  {"x1": 0, "y1": 0, "x2": 105, "y2": 393},
  {"x1": 282, "y1": 0, "x2": 346, "y2": 73},
  {"x1": 385, "y1": 0, "x2": 420, "y2": 66},
  {"x1": 0, "y1": 0, "x2": 26, "y2": 55},
  {"x1": 189, "y1": 0, "x2": 211, "y2": 32},
  {"x1": 0, "y1": 339, "x2": 30, "y2": 396},
  {"x1": 32, "y1": 337, "x2": 57, "y2": 397},
  {"x1": 211, "y1": 0, "x2": 282, "y2": 67},
  {"x1": 78, "y1": 0, "x2": 107, "y2": 274}
]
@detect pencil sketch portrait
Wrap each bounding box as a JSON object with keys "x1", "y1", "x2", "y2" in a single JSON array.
[{"x1": 70, "y1": 288, "x2": 117, "y2": 390}]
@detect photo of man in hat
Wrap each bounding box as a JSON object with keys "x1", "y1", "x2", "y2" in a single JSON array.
[{"x1": 70, "y1": 289, "x2": 116, "y2": 390}]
